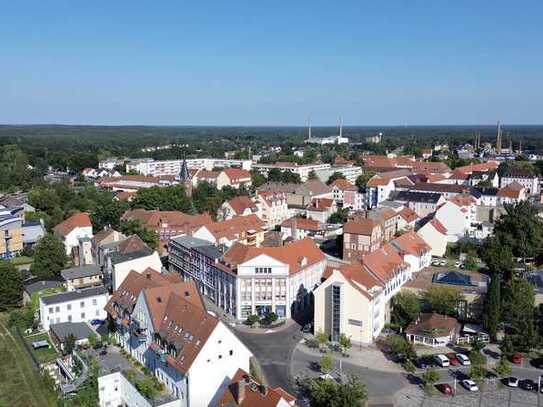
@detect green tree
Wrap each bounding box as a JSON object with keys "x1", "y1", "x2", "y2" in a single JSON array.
[
  {"x1": 91, "y1": 196, "x2": 128, "y2": 231},
  {"x1": 315, "y1": 329, "x2": 329, "y2": 350},
  {"x1": 120, "y1": 220, "x2": 159, "y2": 250},
  {"x1": 30, "y1": 233, "x2": 67, "y2": 278},
  {"x1": 250, "y1": 170, "x2": 267, "y2": 188},
  {"x1": 422, "y1": 285, "x2": 464, "y2": 317},
  {"x1": 355, "y1": 171, "x2": 375, "y2": 192},
  {"x1": 192, "y1": 182, "x2": 224, "y2": 216},
  {"x1": 136, "y1": 377, "x2": 158, "y2": 400},
  {"x1": 501, "y1": 278, "x2": 538, "y2": 351},
  {"x1": 385, "y1": 335, "x2": 416, "y2": 361},
  {"x1": 422, "y1": 367, "x2": 439, "y2": 386},
  {"x1": 131, "y1": 186, "x2": 191, "y2": 212},
  {"x1": 483, "y1": 275, "x2": 500, "y2": 341},
  {"x1": 319, "y1": 353, "x2": 334, "y2": 373},
  {"x1": 391, "y1": 291, "x2": 421, "y2": 330},
  {"x1": 339, "y1": 333, "x2": 352, "y2": 355},
  {"x1": 0, "y1": 262, "x2": 23, "y2": 311},
  {"x1": 481, "y1": 235, "x2": 514, "y2": 280},
  {"x1": 303, "y1": 376, "x2": 367, "y2": 407},
  {"x1": 307, "y1": 170, "x2": 318, "y2": 180},
  {"x1": 64, "y1": 334, "x2": 76, "y2": 355},
  {"x1": 495, "y1": 357, "x2": 512, "y2": 377},
  {"x1": 328, "y1": 208, "x2": 349, "y2": 224},
  {"x1": 326, "y1": 172, "x2": 346, "y2": 185},
  {"x1": 469, "y1": 365, "x2": 486, "y2": 382}
]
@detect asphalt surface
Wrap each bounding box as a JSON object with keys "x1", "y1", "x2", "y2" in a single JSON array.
[{"x1": 234, "y1": 322, "x2": 303, "y2": 393}]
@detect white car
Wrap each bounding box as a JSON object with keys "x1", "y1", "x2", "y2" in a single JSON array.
[
  {"x1": 456, "y1": 353, "x2": 471, "y2": 365},
  {"x1": 455, "y1": 261, "x2": 462, "y2": 267},
  {"x1": 507, "y1": 377, "x2": 519, "y2": 388},
  {"x1": 462, "y1": 379, "x2": 479, "y2": 392}
]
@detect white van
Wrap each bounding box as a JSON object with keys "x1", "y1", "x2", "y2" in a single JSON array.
[
  {"x1": 456, "y1": 353, "x2": 471, "y2": 365},
  {"x1": 434, "y1": 354, "x2": 450, "y2": 367}
]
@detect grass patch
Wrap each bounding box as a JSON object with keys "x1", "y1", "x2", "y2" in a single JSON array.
[
  {"x1": 9, "y1": 256, "x2": 33, "y2": 266},
  {"x1": 0, "y1": 313, "x2": 58, "y2": 407},
  {"x1": 24, "y1": 332, "x2": 59, "y2": 363}
]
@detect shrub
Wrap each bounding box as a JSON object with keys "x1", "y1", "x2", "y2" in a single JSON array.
[
  {"x1": 245, "y1": 314, "x2": 260, "y2": 326},
  {"x1": 319, "y1": 354, "x2": 334, "y2": 373}
]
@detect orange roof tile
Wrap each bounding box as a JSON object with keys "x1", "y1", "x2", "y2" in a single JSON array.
[
  {"x1": 392, "y1": 230, "x2": 431, "y2": 256},
  {"x1": 53, "y1": 212, "x2": 92, "y2": 236}
]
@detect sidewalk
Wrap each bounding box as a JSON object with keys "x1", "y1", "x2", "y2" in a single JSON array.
[{"x1": 296, "y1": 338, "x2": 404, "y2": 374}]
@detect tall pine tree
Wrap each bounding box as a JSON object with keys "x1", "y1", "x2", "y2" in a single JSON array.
[
  {"x1": 483, "y1": 274, "x2": 500, "y2": 341},
  {"x1": 0, "y1": 261, "x2": 23, "y2": 311}
]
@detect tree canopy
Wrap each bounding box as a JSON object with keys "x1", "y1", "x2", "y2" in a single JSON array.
[
  {"x1": 30, "y1": 233, "x2": 68, "y2": 278},
  {"x1": 391, "y1": 291, "x2": 421, "y2": 330},
  {"x1": 120, "y1": 220, "x2": 159, "y2": 250},
  {"x1": 422, "y1": 285, "x2": 464, "y2": 318},
  {"x1": 0, "y1": 262, "x2": 23, "y2": 311}
]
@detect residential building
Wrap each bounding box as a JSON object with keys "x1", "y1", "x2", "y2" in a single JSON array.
[
  {"x1": 104, "y1": 269, "x2": 253, "y2": 407},
  {"x1": 98, "y1": 156, "x2": 126, "y2": 170},
  {"x1": 91, "y1": 228, "x2": 127, "y2": 266},
  {"x1": 21, "y1": 220, "x2": 45, "y2": 248},
  {"x1": 39, "y1": 286, "x2": 108, "y2": 330},
  {"x1": 367, "y1": 208, "x2": 400, "y2": 241},
  {"x1": 61, "y1": 265, "x2": 104, "y2": 291},
  {"x1": 252, "y1": 162, "x2": 331, "y2": 182},
  {"x1": 218, "y1": 368, "x2": 296, "y2": 407},
  {"x1": 218, "y1": 196, "x2": 259, "y2": 221},
  {"x1": 390, "y1": 231, "x2": 431, "y2": 273},
  {"x1": 98, "y1": 175, "x2": 178, "y2": 192},
  {"x1": 305, "y1": 198, "x2": 337, "y2": 223},
  {"x1": 23, "y1": 278, "x2": 64, "y2": 305},
  {"x1": 257, "y1": 180, "x2": 333, "y2": 209},
  {"x1": 391, "y1": 191, "x2": 445, "y2": 218},
  {"x1": 125, "y1": 157, "x2": 252, "y2": 176},
  {"x1": 121, "y1": 209, "x2": 212, "y2": 245},
  {"x1": 366, "y1": 169, "x2": 413, "y2": 208},
  {"x1": 500, "y1": 167, "x2": 539, "y2": 195},
  {"x1": 314, "y1": 244, "x2": 410, "y2": 344},
  {"x1": 192, "y1": 214, "x2": 266, "y2": 248},
  {"x1": 342, "y1": 217, "x2": 384, "y2": 260},
  {"x1": 50, "y1": 321, "x2": 96, "y2": 350},
  {"x1": 330, "y1": 179, "x2": 364, "y2": 210},
  {"x1": 408, "y1": 183, "x2": 471, "y2": 200},
  {"x1": 214, "y1": 238, "x2": 326, "y2": 320},
  {"x1": 281, "y1": 217, "x2": 342, "y2": 241},
  {"x1": 405, "y1": 313, "x2": 461, "y2": 347},
  {"x1": 417, "y1": 219, "x2": 448, "y2": 257},
  {"x1": 473, "y1": 187, "x2": 499, "y2": 207},
  {"x1": 53, "y1": 212, "x2": 94, "y2": 259},
  {"x1": 222, "y1": 168, "x2": 252, "y2": 189},
  {"x1": 98, "y1": 371, "x2": 181, "y2": 407},
  {"x1": 256, "y1": 192, "x2": 290, "y2": 228},
  {"x1": 315, "y1": 165, "x2": 362, "y2": 184},
  {"x1": 194, "y1": 170, "x2": 230, "y2": 189},
  {"x1": 397, "y1": 207, "x2": 419, "y2": 231},
  {"x1": 0, "y1": 210, "x2": 23, "y2": 259},
  {"x1": 434, "y1": 200, "x2": 472, "y2": 242},
  {"x1": 496, "y1": 181, "x2": 528, "y2": 205}
]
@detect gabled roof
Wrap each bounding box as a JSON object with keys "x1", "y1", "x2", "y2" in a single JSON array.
[
  {"x1": 497, "y1": 181, "x2": 525, "y2": 198},
  {"x1": 281, "y1": 217, "x2": 322, "y2": 232},
  {"x1": 226, "y1": 196, "x2": 258, "y2": 215},
  {"x1": 307, "y1": 198, "x2": 335, "y2": 211},
  {"x1": 53, "y1": 212, "x2": 92, "y2": 236},
  {"x1": 223, "y1": 168, "x2": 251, "y2": 182},
  {"x1": 405, "y1": 313, "x2": 460, "y2": 338},
  {"x1": 41, "y1": 286, "x2": 107, "y2": 306},
  {"x1": 122, "y1": 209, "x2": 212, "y2": 234},
  {"x1": 343, "y1": 217, "x2": 381, "y2": 235},
  {"x1": 60, "y1": 265, "x2": 101, "y2": 281},
  {"x1": 223, "y1": 238, "x2": 325, "y2": 275},
  {"x1": 197, "y1": 170, "x2": 221, "y2": 179},
  {"x1": 323, "y1": 263, "x2": 383, "y2": 300},
  {"x1": 427, "y1": 218, "x2": 448, "y2": 235},
  {"x1": 366, "y1": 170, "x2": 413, "y2": 187},
  {"x1": 391, "y1": 230, "x2": 430, "y2": 256},
  {"x1": 393, "y1": 191, "x2": 442, "y2": 204},
  {"x1": 201, "y1": 214, "x2": 265, "y2": 241},
  {"x1": 399, "y1": 207, "x2": 418, "y2": 223},
  {"x1": 411, "y1": 183, "x2": 468, "y2": 194},
  {"x1": 330, "y1": 178, "x2": 357, "y2": 191},
  {"x1": 361, "y1": 244, "x2": 407, "y2": 283},
  {"x1": 218, "y1": 368, "x2": 296, "y2": 406}
]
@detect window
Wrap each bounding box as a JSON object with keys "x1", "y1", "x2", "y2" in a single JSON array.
[
  {"x1": 95, "y1": 310, "x2": 100, "y2": 316},
  {"x1": 80, "y1": 301, "x2": 85, "y2": 308},
  {"x1": 255, "y1": 267, "x2": 271, "y2": 274},
  {"x1": 92, "y1": 299, "x2": 97, "y2": 306},
  {"x1": 68, "y1": 315, "x2": 72, "y2": 322},
  {"x1": 49, "y1": 307, "x2": 54, "y2": 314},
  {"x1": 55, "y1": 306, "x2": 60, "y2": 312},
  {"x1": 67, "y1": 304, "x2": 71, "y2": 311},
  {"x1": 229, "y1": 350, "x2": 233, "y2": 356},
  {"x1": 81, "y1": 312, "x2": 85, "y2": 319}
]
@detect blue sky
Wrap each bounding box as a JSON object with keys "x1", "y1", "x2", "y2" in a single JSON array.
[{"x1": 1, "y1": 1, "x2": 542, "y2": 125}]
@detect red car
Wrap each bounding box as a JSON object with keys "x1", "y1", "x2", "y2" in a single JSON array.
[
  {"x1": 446, "y1": 353, "x2": 460, "y2": 366},
  {"x1": 511, "y1": 353, "x2": 523, "y2": 365},
  {"x1": 436, "y1": 383, "x2": 454, "y2": 395}
]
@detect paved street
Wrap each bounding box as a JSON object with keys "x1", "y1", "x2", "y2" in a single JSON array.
[
  {"x1": 291, "y1": 346, "x2": 407, "y2": 405},
  {"x1": 233, "y1": 321, "x2": 303, "y2": 393}
]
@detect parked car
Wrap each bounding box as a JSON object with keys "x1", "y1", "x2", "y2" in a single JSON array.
[
  {"x1": 511, "y1": 353, "x2": 523, "y2": 365},
  {"x1": 454, "y1": 261, "x2": 462, "y2": 267},
  {"x1": 436, "y1": 383, "x2": 454, "y2": 395},
  {"x1": 507, "y1": 377, "x2": 520, "y2": 388},
  {"x1": 446, "y1": 353, "x2": 460, "y2": 366},
  {"x1": 90, "y1": 319, "x2": 105, "y2": 326},
  {"x1": 462, "y1": 379, "x2": 479, "y2": 392},
  {"x1": 456, "y1": 353, "x2": 471, "y2": 366},
  {"x1": 434, "y1": 354, "x2": 450, "y2": 367},
  {"x1": 416, "y1": 357, "x2": 428, "y2": 369},
  {"x1": 439, "y1": 260, "x2": 447, "y2": 266},
  {"x1": 519, "y1": 379, "x2": 536, "y2": 391}
]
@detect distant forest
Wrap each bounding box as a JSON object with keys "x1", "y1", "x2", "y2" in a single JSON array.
[{"x1": 0, "y1": 124, "x2": 542, "y2": 173}]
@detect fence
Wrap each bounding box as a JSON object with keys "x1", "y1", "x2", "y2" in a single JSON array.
[{"x1": 13, "y1": 326, "x2": 41, "y2": 370}]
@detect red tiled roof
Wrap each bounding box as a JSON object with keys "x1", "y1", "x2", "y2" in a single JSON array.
[
  {"x1": 392, "y1": 230, "x2": 430, "y2": 256},
  {"x1": 122, "y1": 209, "x2": 213, "y2": 235},
  {"x1": 201, "y1": 214, "x2": 265, "y2": 241},
  {"x1": 331, "y1": 178, "x2": 357, "y2": 191},
  {"x1": 366, "y1": 169, "x2": 413, "y2": 187},
  {"x1": 226, "y1": 196, "x2": 258, "y2": 215},
  {"x1": 223, "y1": 168, "x2": 251, "y2": 182},
  {"x1": 361, "y1": 243, "x2": 407, "y2": 283},
  {"x1": 428, "y1": 218, "x2": 448, "y2": 235},
  {"x1": 323, "y1": 263, "x2": 383, "y2": 300},
  {"x1": 53, "y1": 212, "x2": 92, "y2": 236},
  {"x1": 281, "y1": 217, "x2": 322, "y2": 231},
  {"x1": 399, "y1": 207, "x2": 418, "y2": 223},
  {"x1": 497, "y1": 181, "x2": 524, "y2": 198},
  {"x1": 343, "y1": 217, "x2": 381, "y2": 236},
  {"x1": 197, "y1": 170, "x2": 220, "y2": 179},
  {"x1": 223, "y1": 238, "x2": 325, "y2": 275},
  {"x1": 405, "y1": 313, "x2": 460, "y2": 338}
]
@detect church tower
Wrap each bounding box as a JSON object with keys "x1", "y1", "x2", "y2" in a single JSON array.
[{"x1": 178, "y1": 157, "x2": 192, "y2": 197}]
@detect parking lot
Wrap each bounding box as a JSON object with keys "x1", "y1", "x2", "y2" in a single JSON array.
[{"x1": 397, "y1": 380, "x2": 543, "y2": 407}]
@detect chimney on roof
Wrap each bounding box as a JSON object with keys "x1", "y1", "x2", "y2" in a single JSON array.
[{"x1": 234, "y1": 381, "x2": 246, "y2": 404}]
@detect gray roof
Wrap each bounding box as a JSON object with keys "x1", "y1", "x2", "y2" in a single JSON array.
[
  {"x1": 24, "y1": 279, "x2": 64, "y2": 296},
  {"x1": 393, "y1": 191, "x2": 442, "y2": 204},
  {"x1": 110, "y1": 249, "x2": 153, "y2": 265},
  {"x1": 41, "y1": 286, "x2": 107, "y2": 306},
  {"x1": 171, "y1": 235, "x2": 212, "y2": 249},
  {"x1": 61, "y1": 265, "x2": 101, "y2": 281},
  {"x1": 194, "y1": 244, "x2": 222, "y2": 259},
  {"x1": 50, "y1": 322, "x2": 95, "y2": 341}
]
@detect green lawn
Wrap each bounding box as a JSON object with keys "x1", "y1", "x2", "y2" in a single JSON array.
[
  {"x1": 0, "y1": 313, "x2": 58, "y2": 407},
  {"x1": 9, "y1": 256, "x2": 33, "y2": 266},
  {"x1": 24, "y1": 332, "x2": 59, "y2": 363}
]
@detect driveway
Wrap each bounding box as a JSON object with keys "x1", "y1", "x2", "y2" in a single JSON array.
[{"x1": 234, "y1": 321, "x2": 303, "y2": 393}]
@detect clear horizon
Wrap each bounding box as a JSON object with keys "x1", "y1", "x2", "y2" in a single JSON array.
[{"x1": 2, "y1": 1, "x2": 542, "y2": 126}]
